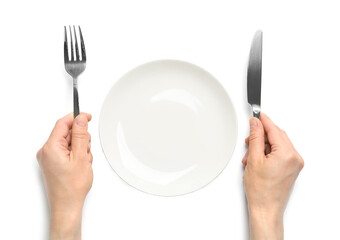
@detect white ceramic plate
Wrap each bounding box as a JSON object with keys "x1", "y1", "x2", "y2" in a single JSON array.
[{"x1": 99, "y1": 60, "x2": 237, "y2": 196}]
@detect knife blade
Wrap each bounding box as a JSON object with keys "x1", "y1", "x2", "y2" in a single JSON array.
[{"x1": 247, "y1": 30, "x2": 263, "y2": 119}]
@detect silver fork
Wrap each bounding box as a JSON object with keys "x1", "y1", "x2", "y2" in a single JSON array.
[{"x1": 64, "y1": 26, "x2": 86, "y2": 117}]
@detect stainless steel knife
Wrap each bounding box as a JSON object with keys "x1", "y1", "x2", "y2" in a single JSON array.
[{"x1": 247, "y1": 30, "x2": 263, "y2": 119}]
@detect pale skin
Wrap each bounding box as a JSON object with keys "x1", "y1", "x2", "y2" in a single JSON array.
[
  {"x1": 37, "y1": 112, "x2": 303, "y2": 240},
  {"x1": 36, "y1": 113, "x2": 92, "y2": 240},
  {"x1": 242, "y1": 113, "x2": 304, "y2": 240}
]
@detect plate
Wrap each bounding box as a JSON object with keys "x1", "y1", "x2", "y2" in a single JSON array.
[{"x1": 99, "y1": 60, "x2": 237, "y2": 196}]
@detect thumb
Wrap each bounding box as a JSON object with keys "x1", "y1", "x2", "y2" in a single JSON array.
[
  {"x1": 71, "y1": 114, "x2": 89, "y2": 160},
  {"x1": 248, "y1": 117, "x2": 265, "y2": 159}
]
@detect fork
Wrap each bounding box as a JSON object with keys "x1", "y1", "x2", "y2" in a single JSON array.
[{"x1": 64, "y1": 26, "x2": 86, "y2": 118}]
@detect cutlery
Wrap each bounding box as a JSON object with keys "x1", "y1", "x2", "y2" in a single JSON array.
[
  {"x1": 247, "y1": 30, "x2": 263, "y2": 119},
  {"x1": 64, "y1": 26, "x2": 86, "y2": 118}
]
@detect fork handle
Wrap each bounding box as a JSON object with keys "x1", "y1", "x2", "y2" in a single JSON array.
[{"x1": 73, "y1": 79, "x2": 80, "y2": 118}]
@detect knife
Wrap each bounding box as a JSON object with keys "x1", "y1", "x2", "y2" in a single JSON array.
[{"x1": 247, "y1": 30, "x2": 263, "y2": 119}]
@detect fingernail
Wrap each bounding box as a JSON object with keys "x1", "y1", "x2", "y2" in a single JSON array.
[
  {"x1": 76, "y1": 114, "x2": 87, "y2": 127},
  {"x1": 249, "y1": 118, "x2": 258, "y2": 128}
]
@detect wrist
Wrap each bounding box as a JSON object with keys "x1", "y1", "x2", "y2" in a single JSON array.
[
  {"x1": 50, "y1": 204, "x2": 83, "y2": 240},
  {"x1": 248, "y1": 208, "x2": 284, "y2": 240}
]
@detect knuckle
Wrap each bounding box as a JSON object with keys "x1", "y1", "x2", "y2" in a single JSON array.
[
  {"x1": 286, "y1": 151, "x2": 297, "y2": 162},
  {"x1": 72, "y1": 130, "x2": 88, "y2": 140},
  {"x1": 249, "y1": 132, "x2": 263, "y2": 142},
  {"x1": 286, "y1": 150, "x2": 303, "y2": 167},
  {"x1": 41, "y1": 144, "x2": 49, "y2": 156},
  {"x1": 36, "y1": 149, "x2": 41, "y2": 162},
  {"x1": 39, "y1": 143, "x2": 52, "y2": 161},
  {"x1": 298, "y1": 156, "x2": 304, "y2": 170}
]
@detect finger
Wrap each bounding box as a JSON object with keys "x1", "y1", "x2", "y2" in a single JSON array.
[
  {"x1": 245, "y1": 137, "x2": 249, "y2": 146},
  {"x1": 281, "y1": 130, "x2": 295, "y2": 149},
  {"x1": 281, "y1": 130, "x2": 303, "y2": 164},
  {"x1": 66, "y1": 130, "x2": 71, "y2": 146},
  {"x1": 245, "y1": 132, "x2": 268, "y2": 146},
  {"x1": 49, "y1": 113, "x2": 74, "y2": 141},
  {"x1": 36, "y1": 148, "x2": 42, "y2": 162},
  {"x1": 80, "y1": 112, "x2": 92, "y2": 122},
  {"x1": 242, "y1": 151, "x2": 249, "y2": 166},
  {"x1": 248, "y1": 117, "x2": 265, "y2": 159},
  {"x1": 87, "y1": 133, "x2": 91, "y2": 153},
  {"x1": 281, "y1": 130, "x2": 304, "y2": 168},
  {"x1": 260, "y1": 113, "x2": 283, "y2": 146},
  {"x1": 249, "y1": 134, "x2": 269, "y2": 144},
  {"x1": 87, "y1": 141, "x2": 91, "y2": 153},
  {"x1": 71, "y1": 113, "x2": 91, "y2": 161},
  {"x1": 88, "y1": 152, "x2": 93, "y2": 164}
]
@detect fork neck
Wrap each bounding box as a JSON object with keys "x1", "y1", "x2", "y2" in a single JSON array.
[{"x1": 73, "y1": 77, "x2": 78, "y2": 87}]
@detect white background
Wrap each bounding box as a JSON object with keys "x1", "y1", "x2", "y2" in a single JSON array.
[{"x1": 0, "y1": 0, "x2": 339, "y2": 239}]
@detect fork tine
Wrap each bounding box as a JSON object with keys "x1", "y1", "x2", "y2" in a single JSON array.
[
  {"x1": 69, "y1": 26, "x2": 74, "y2": 61},
  {"x1": 64, "y1": 26, "x2": 69, "y2": 62},
  {"x1": 78, "y1": 26, "x2": 86, "y2": 62},
  {"x1": 73, "y1": 25, "x2": 80, "y2": 61}
]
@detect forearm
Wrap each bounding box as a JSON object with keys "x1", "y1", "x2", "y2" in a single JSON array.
[
  {"x1": 248, "y1": 208, "x2": 283, "y2": 240},
  {"x1": 50, "y1": 205, "x2": 83, "y2": 240}
]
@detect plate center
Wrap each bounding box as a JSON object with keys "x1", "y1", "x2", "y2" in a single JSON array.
[{"x1": 119, "y1": 94, "x2": 204, "y2": 173}]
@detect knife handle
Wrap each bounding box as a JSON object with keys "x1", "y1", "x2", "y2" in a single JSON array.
[{"x1": 252, "y1": 104, "x2": 261, "y2": 119}]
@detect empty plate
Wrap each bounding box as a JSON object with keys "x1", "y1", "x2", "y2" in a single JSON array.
[{"x1": 99, "y1": 60, "x2": 237, "y2": 196}]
